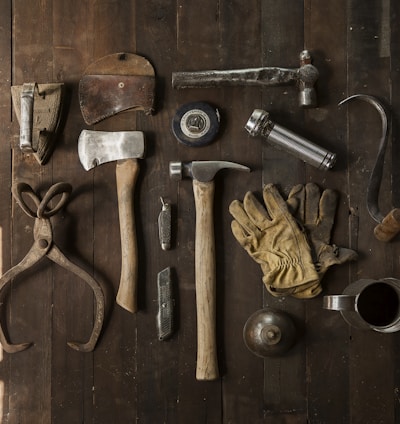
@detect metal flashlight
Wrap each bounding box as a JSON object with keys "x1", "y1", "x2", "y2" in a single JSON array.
[{"x1": 245, "y1": 109, "x2": 336, "y2": 170}]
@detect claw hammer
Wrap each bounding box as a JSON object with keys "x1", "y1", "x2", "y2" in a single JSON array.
[{"x1": 170, "y1": 160, "x2": 250, "y2": 380}]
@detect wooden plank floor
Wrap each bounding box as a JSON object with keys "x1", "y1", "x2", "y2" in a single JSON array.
[{"x1": 0, "y1": 1, "x2": 400, "y2": 423}]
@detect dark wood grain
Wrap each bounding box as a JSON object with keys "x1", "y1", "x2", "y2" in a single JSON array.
[
  {"x1": 304, "y1": 1, "x2": 351, "y2": 423},
  {"x1": 346, "y1": 2, "x2": 395, "y2": 424},
  {"x1": 215, "y1": 2, "x2": 265, "y2": 423},
  {"x1": 171, "y1": 1, "x2": 224, "y2": 421},
  {"x1": 1, "y1": 1, "x2": 400, "y2": 423},
  {"x1": 260, "y1": 2, "x2": 307, "y2": 422},
  {"x1": 51, "y1": 1, "x2": 98, "y2": 422},
  {"x1": 390, "y1": 2, "x2": 400, "y2": 421},
  {"x1": 0, "y1": 0, "x2": 12, "y2": 421},
  {"x1": 9, "y1": 1, "x2": 55, "y2": 422},
  {"x1": 135, "y1": 1, "x2": 180, "y2": 423}
]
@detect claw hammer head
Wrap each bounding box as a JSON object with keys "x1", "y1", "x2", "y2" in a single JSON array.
[{"x1": 169, "y1": 160, "x2": 250, "y2": 182}]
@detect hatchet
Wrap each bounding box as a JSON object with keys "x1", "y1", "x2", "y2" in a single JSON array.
[{"x1": 78, "y1": 130, "x2": 145, "y2": 313}]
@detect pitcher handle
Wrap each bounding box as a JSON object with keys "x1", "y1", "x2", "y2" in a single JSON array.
[{"x1": 323, "y1": 295, "x2": 356, "y2": 311}]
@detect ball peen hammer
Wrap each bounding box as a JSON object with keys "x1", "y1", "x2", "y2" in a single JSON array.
[
  {"x1": 78, "y1": 130, "x2": 145, "y2": 313},
  {"x1": 170, "y1": 160, "x2": 250, "y2": 380},
  {"x1": 172, "y1": 50, "x2": 319, "y2": 108}
]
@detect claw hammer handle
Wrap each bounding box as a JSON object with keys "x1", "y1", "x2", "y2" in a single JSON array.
[
  {"x1": 193, "y1": 179, "x2": 219, "y2": 380},
  {"x1": 116, "y1": 159, "x2": 140, "y2": 313}
]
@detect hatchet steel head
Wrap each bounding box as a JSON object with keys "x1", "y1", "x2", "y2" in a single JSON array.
[{"x1": 78, "y1": 130, "x2": 145, "y2": 171}]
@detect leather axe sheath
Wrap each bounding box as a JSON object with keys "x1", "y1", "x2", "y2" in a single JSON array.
[{"x1": 79, "y1": 52, "x2": 155, "y2": 125}]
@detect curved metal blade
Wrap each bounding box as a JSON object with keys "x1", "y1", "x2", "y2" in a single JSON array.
[
  {"x1": 78, "y1": 130, "x2": 145, "y2": 171},
  {"x1": 339, "y1": 94, "x2": 389, "y2": 224}
]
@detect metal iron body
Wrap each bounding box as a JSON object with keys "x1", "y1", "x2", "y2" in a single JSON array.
[
  {"x1": 172, "y1": 50, "x2": 318, "y2": 108},
  {"x1": 245, "y1": 109, "x2": 336, "y2": 170},
  {"x1": 0, "y1": 182, "x2": 105, "y2": 353},
  {"x1": 11, "y1": 82, "x2": 65, "y2": 165}
]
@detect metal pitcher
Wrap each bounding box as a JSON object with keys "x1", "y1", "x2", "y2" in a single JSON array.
[{"x1": 323, "y1": 278, "x2": 400, "y2": 333}]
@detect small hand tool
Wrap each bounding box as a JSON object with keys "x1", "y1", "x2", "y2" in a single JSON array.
[
  {"x1": 339, "y1": 94, "x2": 400, "y2": 242},
  {"x1": 11, "y1": 82, "x2": 65, "y2": 165},
  {"x1": 170, "y1": 160, "x2": 250, "y2": 380},
  {"x1": 157, "y1": 267, "x2": 174, "y2": 341},
  {"x1": 245, "y1": 109, "x2": 336, "y2": 170},
  {"x1": 172, "y1": 50, "x2": 319, "y2": 108},
  {"x1": 158, "y1": 197, "x2": 172, "y2": 250},
  {"x1": 78, "y1": 130, "x2": 145, "y2": 313},
  {"x1": 0, "y1": 182, "x2": 105, "y2": 353},
  {"x1": 172, "y1": 102, "x2": 220, "y2": 147}
]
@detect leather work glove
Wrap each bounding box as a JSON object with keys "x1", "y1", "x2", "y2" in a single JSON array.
[
  {"x1": 286, "y1": 183, "x2": 358, "y2": 283},
  {"x1": 229, "y1": 183, "x2": 320, "y2": 298}
]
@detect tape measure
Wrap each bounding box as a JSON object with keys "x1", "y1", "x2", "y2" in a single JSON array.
[{"x1": 172, "y1": 101, "x2": 220, "y2": 147}]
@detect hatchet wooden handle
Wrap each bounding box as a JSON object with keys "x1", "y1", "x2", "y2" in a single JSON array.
[
  {"x1": 116, "y1": 158, "x2": 139, "y2": 313},
  {"x1": 193, "y1": 179, "x2": 219, "y2": 380}
]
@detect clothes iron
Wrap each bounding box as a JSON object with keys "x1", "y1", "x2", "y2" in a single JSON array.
[{"x1": 11, "y1": 82, "x2": 64, "y2": 165}]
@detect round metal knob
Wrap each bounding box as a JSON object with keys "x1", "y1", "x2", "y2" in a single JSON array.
[{"x1": 243, "y1": 308, "x2": 297, "y2": 357}]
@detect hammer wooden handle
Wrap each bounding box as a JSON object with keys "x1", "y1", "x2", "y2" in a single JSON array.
[
  {"x1": 116, "y1": 158, "x2": 139, "y2": 313},
  {"x1": 193, "y1": 179, "x2": 219, "y2": 380}
]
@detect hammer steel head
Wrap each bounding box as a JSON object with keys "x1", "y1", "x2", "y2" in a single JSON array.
[
  {"x1": 78, "y1": 130, "x2": 145, "y2": 171},
  {"x1": 169, "y1": 160, "x2": 250, "y2": 182},
  {"x1": 297, "y1": 50, "x2": 318, "y2": 108}
]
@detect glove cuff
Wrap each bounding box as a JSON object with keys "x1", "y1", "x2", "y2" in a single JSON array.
[{"x1": 262, "y1": 257, "x2": 319, "y2": 293}]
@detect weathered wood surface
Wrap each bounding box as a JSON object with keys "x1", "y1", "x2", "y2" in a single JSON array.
[{"x1": 0, "y1": 1, "x2": 399, "y2": 423}]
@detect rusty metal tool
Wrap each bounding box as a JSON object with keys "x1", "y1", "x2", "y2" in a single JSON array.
[
  {"x1": 78, "y1": 130, "x2": 145, "y2": 313},
  {"x1": 172, "y1": 50, "x2": 319, "y2": 108},
  {"x1": 169, "y1": 160, "x2": 250, "y2": 380},
  {"x1": 339, "y1": 94, "x2": 400, "y2": 242},
  {"x1": 157, "y1": 267, "x2": 174, "y2": 341},
  {"x1": 11, "y1": 82, "x2": 65, "y2": 165},
  {"x1": 0, "y1": 182, "x2": 105, "y2": 353}
]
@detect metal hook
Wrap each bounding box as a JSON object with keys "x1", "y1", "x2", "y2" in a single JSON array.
[{"x1": 339, "y1": 94, "x2": 390, "y2": 224}]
